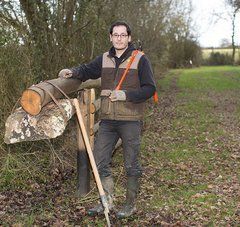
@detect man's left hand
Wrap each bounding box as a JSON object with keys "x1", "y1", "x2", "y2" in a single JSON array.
[{"x1": 110, "y1": 90, "x2": 126, "y2": 102}]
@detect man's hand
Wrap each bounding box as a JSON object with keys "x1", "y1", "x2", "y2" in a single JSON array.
[
  {"x1": 58, "y1": 69, "x2": 73, "y2": 78},
  {"x1": 100, "y1": 90, "x2": 112, "y2": 97},
  {"x1": 110, "y1": 90, "x2": 126, "y2": 102}
]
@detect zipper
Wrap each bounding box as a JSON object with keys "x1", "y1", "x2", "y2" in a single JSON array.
[
  {"x1": 113, "y1": 57, "x2": 128, "y2": 87},
  {"x1": 109, "y1": 56, "x2": 128, "y2": 119},
  {"x1": 109, "y1": 57, "x2": 118, "y2": 119}
]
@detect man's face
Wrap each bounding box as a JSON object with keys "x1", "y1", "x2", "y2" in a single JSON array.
[{"x1": 110, "y1": 25, "x2": 131, "y2": 51}]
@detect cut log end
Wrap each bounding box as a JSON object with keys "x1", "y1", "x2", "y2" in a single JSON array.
[{"x1": 20, "y1": 90, "x2": 42, "y2": 115}]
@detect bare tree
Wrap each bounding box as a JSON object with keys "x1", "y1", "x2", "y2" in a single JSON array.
[
  {"x1": 1, "y1": 0, "x2": 108, "y2": 81},
  {"x1": 1, "y1": 0, "x2": 200, "y2": 79},
  {"x1": 220, "y1": 38, "x2": 232, "y2": 47},
  {"x1": 225, "y1": 0, "x2": 240, "y2": 63}
]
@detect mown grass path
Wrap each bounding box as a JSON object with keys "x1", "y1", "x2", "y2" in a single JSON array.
[
  {"x1": 138, "y1": 66, "x2": 240, "y2": 226},
  {"x1": 0, "y1": 66, "x2": 239, "y2": 226}
]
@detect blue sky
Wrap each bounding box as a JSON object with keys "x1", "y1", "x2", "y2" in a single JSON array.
[{"x1": 191, "y1": 0, "x2": 240, "y2": 47}]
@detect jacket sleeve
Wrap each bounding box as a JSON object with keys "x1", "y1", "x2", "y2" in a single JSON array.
[
  {"x1": 125, "y1": 55, "x2": 156, "y2": 103},
  {"x1": 70, "y1": 55, "x2": 102, "y2": 82}
]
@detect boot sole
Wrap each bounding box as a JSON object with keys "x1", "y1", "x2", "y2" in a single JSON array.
[
  {"x1": 88, "y1": 207, "x2": 115, "y2": 216},
  {"x1": 88, "y1": 211, "x2": 103, "y2": 216},
  {"x1": 116, "y1": 208, "x2": 137, "y2": 219}
]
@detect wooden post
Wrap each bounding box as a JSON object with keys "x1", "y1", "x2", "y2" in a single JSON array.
[
  {"x1": 89, "y1": 89, "x2": 95, "y2": 148},
  {"x1": 76, "y1": 89, "x2": 95, "y2": 197}
]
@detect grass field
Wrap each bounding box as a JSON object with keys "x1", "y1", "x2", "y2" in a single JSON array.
[
  {"x1": 140, "y1": 65, "x2": 240, "y2": 226},
  {"x1": 0, "y1": 66, "x2": 240, "y2": 226}
]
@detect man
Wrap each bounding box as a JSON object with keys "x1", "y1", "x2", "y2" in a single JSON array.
[{"x1": 59, "y1": 21, "x2": 156, "y2": 218}]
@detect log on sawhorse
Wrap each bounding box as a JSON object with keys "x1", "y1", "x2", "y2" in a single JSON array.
[{"x1": 4, "y1": 88, "x2": 95, "y2": 197}]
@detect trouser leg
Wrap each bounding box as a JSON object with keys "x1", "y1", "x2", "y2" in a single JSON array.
[
  {"x1": 93, "y1": 120, "x2": 119, "y2": 177},
  {"x1": 116, "y1": 121, "x2": 142, "y2": 218},
  {"x1": 88, "y1": 120, "x2": 118, "y2": 216},
  {"x1": 118, "y1": 120, "x2": 143, "y2": 177}
]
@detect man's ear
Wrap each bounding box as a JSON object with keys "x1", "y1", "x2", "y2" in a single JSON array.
[
  {"x1": 128, "y1": 35, "x2": 131, "y2": 43},
  {"x1": 110, "y1": 34, "x2": 113, "y2": 42}
]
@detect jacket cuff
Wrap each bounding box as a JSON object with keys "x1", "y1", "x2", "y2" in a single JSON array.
[{"x1": 70, "y1": 68, "x2": 81, "y2": 80}]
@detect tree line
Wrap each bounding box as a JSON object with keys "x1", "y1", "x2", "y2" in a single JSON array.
[{"x1": 1, "y1": 0, "x2": 201, "y2": 81}]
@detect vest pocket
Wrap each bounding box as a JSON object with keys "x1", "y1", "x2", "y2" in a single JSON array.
[
  {"x1": 116, "y1": 101, "x2": 143, "y2": 118},
  {"x1": 100, "y1": 97, "x2": 112, "y2": 115}
]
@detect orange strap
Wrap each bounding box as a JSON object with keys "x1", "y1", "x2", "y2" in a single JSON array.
[
  {"x1": 115, "y1": 50, "x2": 139, "y2": 90},
  {"x1": 153, "y1": 91, "x2": 158, "y2": 103},
  {"x1": 115, "y1": 50, "x2": 158, "y2": 103}
]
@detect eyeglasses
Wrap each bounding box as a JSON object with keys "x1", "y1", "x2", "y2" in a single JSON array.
[{"x1": 112, "y1": 33, "x2": 128, "y2": 39}]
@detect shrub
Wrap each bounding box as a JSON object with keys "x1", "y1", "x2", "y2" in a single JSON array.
[{"x1": 204, "y1": 52, "x2": 233, "y2": 65}]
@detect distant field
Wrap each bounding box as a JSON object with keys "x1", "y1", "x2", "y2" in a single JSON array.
[{"x1": 202, "y1": 48, "x2": 240, "y2": 61}]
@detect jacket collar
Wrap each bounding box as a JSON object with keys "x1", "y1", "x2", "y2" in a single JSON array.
[{"x1": 108, "y1": 43, "x2": 136, "y2": 60}]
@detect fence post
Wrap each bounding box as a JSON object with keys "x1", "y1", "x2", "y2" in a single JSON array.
[{"x1": 76, "y1": 89, "x2": 92, "y2": 196}]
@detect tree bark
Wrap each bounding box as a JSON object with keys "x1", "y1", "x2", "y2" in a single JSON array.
[
  {"x1": 4, "y1": 99, "x2": 75, "y2": 144},
  {"x1": 231, "y1": 9, "x2": 237, "y2": 63}
]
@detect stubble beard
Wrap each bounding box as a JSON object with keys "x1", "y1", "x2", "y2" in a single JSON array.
[
  {"x1": 115, "y1": 47, "x2": 126, "y2": 50},
  {"x1": 114, "y1": 44, "x2": 128, "y2": 51}
]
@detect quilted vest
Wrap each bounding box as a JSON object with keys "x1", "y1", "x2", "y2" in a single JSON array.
[{"x1": 100, "y1": 51, "x2": 145, "y2": 121}]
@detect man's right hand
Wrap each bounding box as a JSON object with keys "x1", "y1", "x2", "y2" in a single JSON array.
[{"x1": 58, "y1": 69, "x2": 73, "y2": 78}]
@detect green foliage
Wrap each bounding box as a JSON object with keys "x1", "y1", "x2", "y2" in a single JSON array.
[
  {"x1": 0, "y1": 142, "x2": 50, "y2": 190},
  {"x1": 167, "y1": 37, "x2": 202, "y2": 68},
  {"x1": 203, "y1": 52, "x2": 233, "y2": 66},
  {"x1": 0, "y1": 152, "x2": 32, "y2": 189}
]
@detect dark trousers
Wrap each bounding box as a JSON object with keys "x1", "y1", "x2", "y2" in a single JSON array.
[{"x1": 93, "y1": 120, "x2": 143, "y2": 177}]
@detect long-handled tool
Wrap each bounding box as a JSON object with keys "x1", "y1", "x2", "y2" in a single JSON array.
[{"x1": 73, "y1": 98, "x2": 111, "y2": 227}]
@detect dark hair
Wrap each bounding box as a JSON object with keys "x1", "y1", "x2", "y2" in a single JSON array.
[{"x1": 109, "y1": 21, "x2": 131, "y2": 35}]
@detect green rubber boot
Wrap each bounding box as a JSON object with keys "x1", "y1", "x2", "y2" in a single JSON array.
[
  {"x1": 88, "y1": 176, "x2": 114, "y2": 216},
  {"x1": 116, "y1": 176, "x2": 139, "y2": 219}
]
